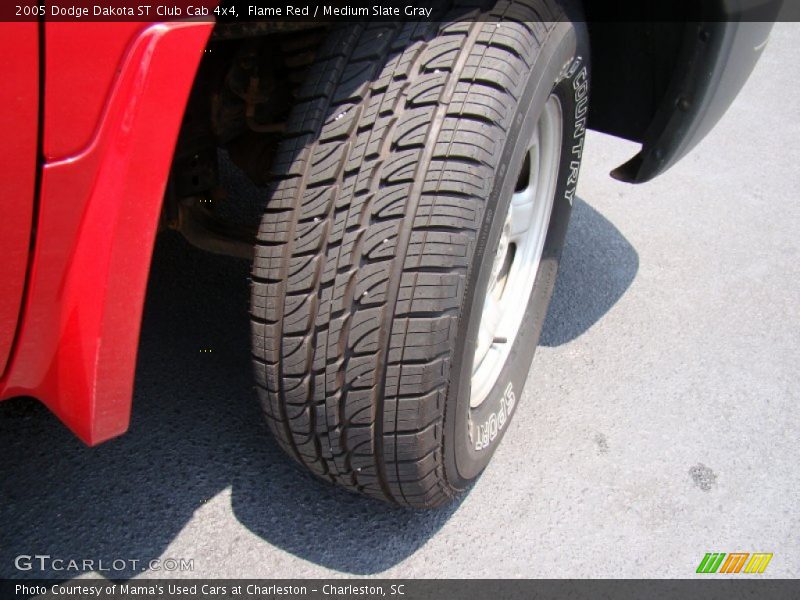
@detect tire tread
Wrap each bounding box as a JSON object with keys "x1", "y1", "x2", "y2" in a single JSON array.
[{"x1": 251, "y1": 1, "x2": 559, "y2": 507}]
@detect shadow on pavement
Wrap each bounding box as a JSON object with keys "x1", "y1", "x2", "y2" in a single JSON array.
[
  {"x1": 0, "y1": 196, "x2": 635, "y2": 577},
  {"x1": 541, "y1": 197, "x2": 639, "y2": 346}
]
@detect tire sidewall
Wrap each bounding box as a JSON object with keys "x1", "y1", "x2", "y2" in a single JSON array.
[{"x1": 443, "y1": 20, "x2": 590, "y2": 487}]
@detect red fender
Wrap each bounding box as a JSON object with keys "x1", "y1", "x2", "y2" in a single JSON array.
[{"x1": 0, "y1": 21, "x2": 213, "y2": 444}]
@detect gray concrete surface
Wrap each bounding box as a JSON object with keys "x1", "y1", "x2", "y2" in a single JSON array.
[{"x1": 1, "y1": 23, "x2": 798, "y2": 580}]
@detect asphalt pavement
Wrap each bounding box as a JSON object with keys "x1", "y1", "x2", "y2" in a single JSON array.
[{"x1": 0, "y1": 22, "x2": 797, "y2": 579}]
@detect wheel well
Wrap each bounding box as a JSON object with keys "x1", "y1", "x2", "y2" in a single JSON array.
[
  {"x1": 586, "y1": 20, "x2": 687, "y2": 143},
  {"x1": 163, "y1": 15, "x2": 694, "y2": 255},
  {"x1": 162, "y1": 23, "x2": 330, "y2": 257}
]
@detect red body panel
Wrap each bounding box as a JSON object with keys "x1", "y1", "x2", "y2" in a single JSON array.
[
  {"x1": 0, "y1": 23, "x2": 38, "y2": 376},
  {"x1": 44, "y1": 23, "x2": 147, "y2": 161},
  {"x1": 0, "y1": 21, "x2": 213, "y2": 445}
]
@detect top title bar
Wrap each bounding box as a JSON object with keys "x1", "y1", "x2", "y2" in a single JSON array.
[{"x1": 1, "y1": 0, "x2": 792, "y2": 23}]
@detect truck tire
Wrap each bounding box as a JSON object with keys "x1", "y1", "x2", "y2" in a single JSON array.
[{"x1": 251, "y1": 0, "x2": 589, "y2": 507}]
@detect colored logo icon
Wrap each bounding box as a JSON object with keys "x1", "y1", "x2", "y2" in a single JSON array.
[{"x1": 696, "y1": 553, "x2": 773, "y2": 574}]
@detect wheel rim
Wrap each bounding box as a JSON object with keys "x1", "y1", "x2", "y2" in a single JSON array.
[{"x1": 470, "y1": 94, "x2": 563, "y2": 408}]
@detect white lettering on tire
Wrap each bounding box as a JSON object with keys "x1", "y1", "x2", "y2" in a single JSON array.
[
  {"x1": 563, "y1": 57, "x2": 588, "y2": 206},
  {"x1": 473, "y1": 382, "x2": 516, "y2": 451}
]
